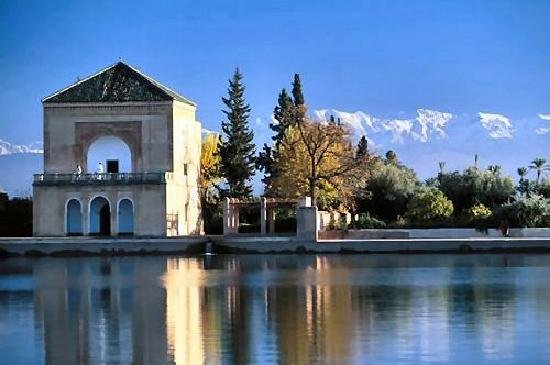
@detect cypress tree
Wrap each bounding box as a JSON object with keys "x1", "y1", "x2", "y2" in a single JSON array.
[
  {"x1": 271, "y1": 88, "x2": 295, "y2": 146},
  {"x1": 258, "y1": 73, "x2": 306, "y2": 196},
  {"x1": 218, "y1": 68, "x2": 255, "y2": 198},
  {"x1": 356, "y1": 136, "x2": 368, "y2": 159},
  {"x1": 292, "y1": 73, "x2": 305, "y2": 123},
  {"x1": 257, "y1": 88, "x2": 294, "y2": 195},
  {"x1": 292, "y1": 73, "x2": 304, "y2": 106}
]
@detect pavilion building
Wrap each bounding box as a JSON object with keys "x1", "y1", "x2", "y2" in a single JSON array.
[{"x1": 33, "y1": 62, "x2": 202, "y2": 236}]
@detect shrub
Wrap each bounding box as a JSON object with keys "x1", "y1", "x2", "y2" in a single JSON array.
[
  {"x1": 405, "y1": 187, "x2": 454, "y2": 224},
  {"x1": 469, "y1": 203, "x2": 492, "y2": 219},
  {"x1": 351, "y1": 213, "x2": 387, "y2": 229},
  {"x1": 537, "y1": 178, "x2": 550, "y2": 199},
  {"x1": 469, "y1": 203, "x2": 493, "y2": 233},
  {"x1": 493, "y1": 195, "x2": 550, "y2": 228}
]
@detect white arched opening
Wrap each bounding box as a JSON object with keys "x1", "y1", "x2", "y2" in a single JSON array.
[
  {"x1": 87, "y1": 136, "x2": 132, "y2": 173},
  {"x1": 89, "y1": 196, "x2": 111, "y2": 235},
  {"x1": 118, "y1": 198, "x2": 134, "y2": 235},
  {"x1": 66, "y1": 199, "x2": 82, "y2": 235}
]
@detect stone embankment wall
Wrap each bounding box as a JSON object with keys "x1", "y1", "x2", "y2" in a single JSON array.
[{"x1": 321, "y1": 228, "x2": 550, "y2": 240}]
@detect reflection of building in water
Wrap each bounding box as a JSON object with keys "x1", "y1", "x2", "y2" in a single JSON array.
[
  {"x1": 164, "y1": 258, "x2": 210, "y2": 364},
  {"x1": 33, "y1": 259, "x2": 92, "y2": 364},
  {"x1": 32, "y1": 258, "x2": 170, "y2": 364}
]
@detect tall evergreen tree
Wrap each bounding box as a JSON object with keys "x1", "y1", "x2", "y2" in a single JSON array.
[
  {"x1": 271, "y1": 88, "x2": 295, "y2": 146},
  {"x1": 292, "y1": 73, "x2": 306, "y2": 123},
  {"x1": 258, "y1": 73, "x2": 306, "y2": 196},
  {"x1": 218, "y1": 68, "x2": 255, "y2": 198},
  {"x1": 258, "y1": 85, "x2": 299, "y2": 196},
  {"x1": 292, "y1": 73, "x2": 305, "y2": 106},
  {"x1": 356, "y1": 136, "x2": 368, "y2": 159}
]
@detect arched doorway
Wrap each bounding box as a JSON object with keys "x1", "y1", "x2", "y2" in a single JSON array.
[
  {"x1": 118, "y1": 199, "x2": 134, "y2": 235},
  {"x1": 66, "y1": 199, "x2": 82, "y2": 235},
  {"x1": 90, "y1": 197, "x2": 111, "y2": 235},
  {"x1": 87, "y1": 136, "x2": 132, "y2": 173}
]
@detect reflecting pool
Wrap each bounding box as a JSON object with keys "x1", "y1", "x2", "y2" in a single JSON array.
[{"x1": 2, "y1": 254, "x2": 550, "y2": 364}]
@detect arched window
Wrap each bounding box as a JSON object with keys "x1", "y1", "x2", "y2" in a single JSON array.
[
  {"x1": 118, "y1": 199, "x2": 134, "y2": 235},
  {"x1": 87, "y1": 136, "x2": 132, "y2": 173},
  {"x1": 90, "y1": 197, "x2": 111, "y2": 235},
  {"x1": 66, "y1": 199, "x2": 82, "y2": 235}
]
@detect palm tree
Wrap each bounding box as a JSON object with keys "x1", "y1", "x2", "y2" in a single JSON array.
[
  {"x1": 487, "y1": 165, "x2": 501, "y2": 174},
  {"x1": 438, "y1": 161, "x2": 446, "y2": 174},
  {"x1": 517, "y1": 167, "x2": 529, "y2": 197},
  {"x1": 529, "y1": 157, "x2": 548, "y2": 184},
  {"x1": 437, "y1": 161, "x2": 446, "y2": 184}
]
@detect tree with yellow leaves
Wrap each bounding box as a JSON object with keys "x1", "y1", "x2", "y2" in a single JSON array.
[
  {"x1": 200, "y1": 133, "x2": 221, "y2": 203},
  {"x1": 271, "y1": 118, "x2": 360, "y2": 208}
]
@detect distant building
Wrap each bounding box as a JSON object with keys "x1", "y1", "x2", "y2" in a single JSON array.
[{"x1": 33, "y1": 62, "x2": 202, "y2": 236}]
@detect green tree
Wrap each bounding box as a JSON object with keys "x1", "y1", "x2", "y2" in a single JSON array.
[
  {"x1": 385, "y1": 150, "x2": 398, "y2": 165},
  {"x1": 271, "y1": 88, "x2": 295, "y2": 146},
  {"x1": 517, "y1": 167, "x2": 529, "y2": 197},
  {"x1": 218, "y1": 68, "x2": 255, "y2": 198},
  {"x1": 357, "y1": 158, "x2": 418, "y2": 222},
  {"x1": 438, "y1": 166, "x2": 514, "y2": 214},
  {"x1": 356, "y1": 136, "x2": 368, "y2": 160},
  {"x1": 292, "y1": 73, "x2": 305, "y2": 106},
  {"x1": 495, "y1": 195, "x2": 550, "y2": 228},
  {"x1": 529, "y1": 157, "x2": 548, "y2": 185},
  {"x1": 536, "y1": 178, "x2": 550, "y2": 199},
  {"x1": 405, "y1": 187, "x2": 454, "y2": 224},
  {"x1": 257, "y1": 73, "x2": 305, "y2": 196}
]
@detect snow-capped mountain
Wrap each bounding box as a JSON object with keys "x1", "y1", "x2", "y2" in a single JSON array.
[
  {"x1": 0, "y1": 139, "x2": 43, "y2": 197},
  {"x1": 310, "y1": 108, "x2": 549, "y2": 181},
  {"x1": 0, "y1": 139, "x2": 43, "y2": 155}
]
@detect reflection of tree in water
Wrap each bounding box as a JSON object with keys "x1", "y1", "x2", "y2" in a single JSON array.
[
  {"x1": 267, "y1": 256, "x2": 357, "y2": 364},
  {"x1": 8, "y1": 254, "x2": 540, "y2": 364},
  {"x1": 447, "y1": 258, "x2": 517, "y2": 358}
]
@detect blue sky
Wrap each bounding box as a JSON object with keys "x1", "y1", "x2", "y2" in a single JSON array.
[{"x1": 0, "y1": 0, "x2": 549, "y2": 181}]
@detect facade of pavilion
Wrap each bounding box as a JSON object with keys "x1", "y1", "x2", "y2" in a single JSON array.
[{"x1": 33, "y1": 62, "x2": 202, "y2": 236}]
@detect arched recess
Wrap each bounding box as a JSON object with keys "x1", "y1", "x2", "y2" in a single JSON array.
[
  {"x1": 90, "y1": 196, "x2": 111, "y2": 235},
  {"x1": 86, "y1": 136, "x2": 132, "y2": 173},
  {"x1": 118, "y1": 199, "x2": 134, "y2": 235},
  {"x1": 66, "y1": 199, "x2": 83, "y2": 235}
]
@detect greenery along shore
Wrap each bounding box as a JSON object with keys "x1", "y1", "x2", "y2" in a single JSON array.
[
  {"x1": 1, "y1": 71, "x2": 548, "y2": 237},
  {"x1": 201, "y1": 70, "x2": 550, "y2": 231}
]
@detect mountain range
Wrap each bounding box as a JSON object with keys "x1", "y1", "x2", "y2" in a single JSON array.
[
  {"x1": 307, "y1": 108, "x2": 549, "y2": 180},
  {"x1": 1, "y1": 111, "x2": 548, "y2": 197}
]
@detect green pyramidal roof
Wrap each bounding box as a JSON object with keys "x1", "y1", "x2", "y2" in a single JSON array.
[{"x1": 43, "y1": 62, "x2": 196, "y2": 106}]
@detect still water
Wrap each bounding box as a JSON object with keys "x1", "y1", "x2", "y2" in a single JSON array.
[{"x1": 1, "y1": 254, "x2": 550, "y2": 364}]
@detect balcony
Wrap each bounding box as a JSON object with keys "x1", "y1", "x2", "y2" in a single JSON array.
[{"x1": 33, "y1": 172, "x2": 172, "y2": 187}]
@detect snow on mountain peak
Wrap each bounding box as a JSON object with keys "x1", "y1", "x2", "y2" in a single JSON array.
[
  {"x1": 478, "y1": 112, "x2": 514, "y2": 139},
  {"x1": 0, "y1": 139, "x2": 43, "y2": 155}
]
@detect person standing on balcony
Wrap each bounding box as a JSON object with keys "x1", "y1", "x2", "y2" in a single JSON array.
[
  {"x1": 74, "y1": 164, "x2": 82, "y2": 182},
  {"x1": 97, "y1": 162, "x2": 104, "y2": 180}
]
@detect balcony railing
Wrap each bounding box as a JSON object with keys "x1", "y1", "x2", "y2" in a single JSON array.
[{"x1": 33, "y1": 172, "x2": 172, "y2": 186}]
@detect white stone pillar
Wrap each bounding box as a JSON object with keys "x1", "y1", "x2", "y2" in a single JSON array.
[
  {"x1": 296, "y1": 196, "x2": 317, "y2": 242},
  {"x1": 260, "y1": 198, "x2": 267, "y2": 235},
  {"x1": 268, "y1": 208, "x2": 276, "y2": 234},
  {"x1": 232, "y1": 203, "x2": 240, "y2": 233},
  {"x1": 297, "y1": 197, "x2": 312, "y2": 208},
  {"x1": 223, "y1": 197, "x2": 230, "y2": 235}
]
